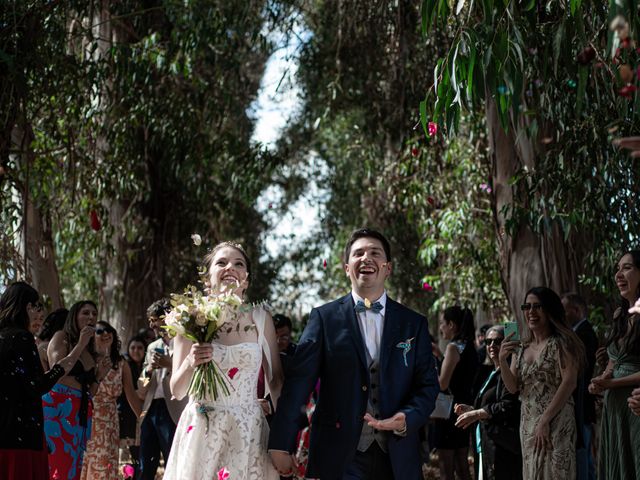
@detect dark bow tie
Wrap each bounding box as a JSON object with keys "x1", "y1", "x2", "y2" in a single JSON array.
[{"x1": 354, "y1": 300, "x2": 383, "y2": 314}]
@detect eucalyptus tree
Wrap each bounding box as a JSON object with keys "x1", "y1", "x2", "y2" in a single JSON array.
[
  {"x1": 421, "y1": 0, "x2": 640, "y2": 318},
  {"x1": 1, "y1": 1, "x2": 287, "y2": 340}
]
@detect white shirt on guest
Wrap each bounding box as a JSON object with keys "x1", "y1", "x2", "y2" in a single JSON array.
[{"x1": 351, "y1": 290, "x2": 387, "y2": 362}]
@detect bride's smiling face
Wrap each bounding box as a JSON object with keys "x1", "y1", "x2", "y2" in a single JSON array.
[{"x1": 208, "y1": 246, "x2": 249, "y2": 293}]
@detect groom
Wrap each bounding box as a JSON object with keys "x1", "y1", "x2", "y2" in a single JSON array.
[{"x1": 269, "y1": 228, "x2": 439, "y2": 479}]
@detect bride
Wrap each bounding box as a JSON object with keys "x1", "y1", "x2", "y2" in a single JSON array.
[{"x1": 163, "y1": 242, "x2": 283, "y2": 480}]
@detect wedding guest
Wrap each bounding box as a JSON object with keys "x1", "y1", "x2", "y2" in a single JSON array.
[
  {"x1": 589, "y1": 250, "x2": 640, "y2": 479},
  {"x1": 28, "y1": 298, "x2": 45, "y2": 337},
  {"x1": 454, "y1": 325, "x2": 522, "y2": 480},
  {"x1": 118, "y1": 336, "x2": 146, "y2": 470},
  {"x1": 0, "y1": 283, "x2": 91, "y2": 480},
  {"x1": 136, "y1": 299, "x2": 187, "y2": 480},
  {"x1": 45, "y1": 301, "x2": 112, "y2": 480},
  {"x1": 500, "y1": 287, "x2": 584, "y2": 479},
  {"x1": 137, "y1": 327, "x2": 156, "y2": 347},
  {"x1": 561, "y1": 292, "x2": 598, "y2": 480},
  {"x1": 37, "y1": 308, "x2": 69, "y2": 370},
  {"x1": 80, "y1": 322, "x2": 142, "y2": 480},
  {"x1": 475, "y1": 323, "x2": 490, "y2": 364},
  {"x1": 269, "y1": 228, "x2": 439, "y2": 479},
  {"x1": 274, "y1": 313, "x2": 297, "y2": 372},
  {"x1": 629, "y1": 387, "x2": 640, "y2": 415},
  {"x1": 433, "y1": 305, "x2": 477, "y2": 480}
]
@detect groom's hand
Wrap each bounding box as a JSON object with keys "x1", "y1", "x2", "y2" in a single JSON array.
[
  {"x1": 364, "y1": 411, "x2": 406, "y2": 433},
  {"x1": 269, "y1": 450, "x2": 295, "y2": 477}
]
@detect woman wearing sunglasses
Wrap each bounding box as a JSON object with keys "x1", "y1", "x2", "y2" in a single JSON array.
[
  {"x1": 80, "y1": 322, "x2": 142, "y2": 480},
  {"x1": 499, "y1": 287, "x2": 584, "y2": 480},
  {"x1": 454, "y1": 325, "x2": 522, "y2": 480}
]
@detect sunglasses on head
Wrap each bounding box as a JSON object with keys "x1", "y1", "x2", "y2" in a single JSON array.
[
  {"x1": 486, "y1": 338, "x2": 503, "y2": 346},
  {"x1": 95, "y1": 328, "x2": 111, "y2": 335},
  {"x1": 520, "y1": 303, "x2": 543, "y2": 312}
]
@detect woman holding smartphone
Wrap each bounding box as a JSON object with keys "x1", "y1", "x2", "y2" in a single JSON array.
[{"x1": 499, "y1": 287, "x2": 584, "y2": 479}]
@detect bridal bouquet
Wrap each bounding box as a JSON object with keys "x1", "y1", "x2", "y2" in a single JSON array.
[{"x1": 163, "y1": 285, "x2": 244, "y2": 400}]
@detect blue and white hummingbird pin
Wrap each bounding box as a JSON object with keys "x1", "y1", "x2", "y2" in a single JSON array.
[{"x1": 396, "y1": 337, "x2": 415, "y2": 367}]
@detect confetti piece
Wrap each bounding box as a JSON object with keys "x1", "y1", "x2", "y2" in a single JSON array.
[
  {"x1": 191, "y1": 234, "x2": 202, "y2": 246},
  {"x1": 619, "y1": 85, "x2": 638, "y2": 98},
  {"x1": 428, "y1": 122, "x2": 438, "y2": 137},
  {"x1": 567, "y1": 79, "x2": 576, "y2": 88},
  {"x1": 479, "y1": 183, "x2": 493, "y2": 193},
  {"x1": 411, "y1": 147, "x2": 419, "y2": 157},
  {"x1": 122, "y1": 464, "x2": 135, "y2": 478},
  {"x1": 422, "y1": 282, "x2": 433, "y2": 292},
  {"x1": 427, "y1": 196, "x2": 435, "y2": 206},
  {"x1": 576, "y1": 46, "x2": 596, "y2": 65},
  {"x1": 619, "y1": 64, "x2": 634, "y2": 84},
  {"x1": 218, "y1": 467, "x2": 231, "y2": 480},
  {"x1": 90, "y1": 209, "x2": 101, "y2": 231},
  {"x1": 187, "y1": 425, "x2": 194, "y2": 433},
  {"x1": 228, "y1": 367, "x2": 239, "y2": 379},
  {"x1": 323, "y1": 259, "x2": 327, "y2": 269}
]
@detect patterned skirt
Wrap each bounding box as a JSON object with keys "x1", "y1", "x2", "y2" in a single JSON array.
[{"x1": 43, "y1": 384, "x2": 93, "y2": 480}]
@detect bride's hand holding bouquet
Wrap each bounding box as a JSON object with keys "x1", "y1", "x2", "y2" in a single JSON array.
[{"x1": 163, "y1": 281, "x2": 245, "y2": 401}]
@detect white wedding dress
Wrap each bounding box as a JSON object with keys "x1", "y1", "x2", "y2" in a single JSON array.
[{"x1": 163, "y1": 308, "x2": 279, "y2": 480}]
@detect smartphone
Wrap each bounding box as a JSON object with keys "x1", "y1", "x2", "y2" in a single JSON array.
[
  {"x1": 154, "y1": 347, "x2": 165, "y2": 355},
  {"x1": 504, "y1": 322, "x2": 520, "y2": 342}
]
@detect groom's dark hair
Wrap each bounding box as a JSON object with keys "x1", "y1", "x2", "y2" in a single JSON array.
[{"x1": 343, "y1": 228, "x2": 392, "y2": 264}]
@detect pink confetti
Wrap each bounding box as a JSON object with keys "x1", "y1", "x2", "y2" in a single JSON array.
[
  {"x1": 323, "y1": 259, "x2": 327, "y2": 269},
  {"x1": 218, "y1": 467, "x2": 231, "y2": 480},
  {"x1": 187, "y1": 425, "x2": 194, "y2": 433},
  {"x1": 411, "y1": 147, "x2": 419, "y2": 157},
  {"x1": 228, "y1": 367, "x2": 239, "y2": 379},
  {"x1": 122, "y1": 464, "x2": 135, "y2": 478},
  {"x1": 428, "y1": 122, "x2": 438, "y2": 137},
  {"x1": 90, "y1": 209, "x2": 101, "y2": 231},
  {"x1": 422, "y1": 282, "x2": 433, "y2": 292},
  {"x1": 479, "y1": 183, "x2": 492, "y2": 193}
]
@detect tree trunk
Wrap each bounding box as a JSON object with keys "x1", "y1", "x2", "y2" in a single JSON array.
[
  {"x1": 12, "y1": 120, "x2": 64, "y2": 308},
  {"x1": 486, "y1": 96, "x2": 582, "y2": 320}
]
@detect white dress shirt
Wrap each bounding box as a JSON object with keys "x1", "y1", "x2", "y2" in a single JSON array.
[{"x1": 352, "y1": 291, "x2": 387, "y2": 362}]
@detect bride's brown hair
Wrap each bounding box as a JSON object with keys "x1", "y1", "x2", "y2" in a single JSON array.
[{"x1": 204, "y1": 242, "x2": 252, "y2": 284}]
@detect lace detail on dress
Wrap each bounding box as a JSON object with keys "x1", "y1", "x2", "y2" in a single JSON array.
[{"x1": 163, "y1": 337, "x2": 278, "y2": 480}]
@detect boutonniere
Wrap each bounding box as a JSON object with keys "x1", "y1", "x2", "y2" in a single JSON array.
[{"x1": 396, "y1": 337, "x2": 415, "y2": 367}]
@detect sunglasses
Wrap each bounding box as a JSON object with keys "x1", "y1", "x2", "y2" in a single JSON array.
[
  {"x1": 520, "y1": 303, "x2": 543, "y2": 312},
  {"x1": 486, "y1": 338, "x2": 503, "y2": 346},
  {"x1": 95, "y1": 328, "x2": 112, "y2": 336},
  {"x1": 31, "y1": 302, "x2": 44, "y2": 312}
]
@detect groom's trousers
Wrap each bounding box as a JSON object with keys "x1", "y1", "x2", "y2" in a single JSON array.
[{"x1": 343, "y1": 442, "x2": 394, "y2": 480}]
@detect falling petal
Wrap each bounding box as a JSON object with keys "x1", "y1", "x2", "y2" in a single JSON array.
[
  {"x1": 411, "y1": 147, "x2": 419, "y2": 157},
  {"x1": 323, "y1": 259, "x2": 327, "y2": 269},
  {"x1": 217, "y1": 467, "x2": 231, "y2": 480},
  {"x1": 422, "y1": 282, "x2": 433, "y2": 292},
  {"x1": 187, "y1": 425, "x2": 194, "y2": 433},
  {"x1": 228, "y1": 367, "x2": 239, "y2": 379},
  {"x1": 90, "y1": 209, "x2": 101, "y2": 231},
  {"x1": 191, "y1": 234, "x2": 202, "y2": 246},
  {"x1": 428, "y1": 122, "x2": 438, "y2": 137}
]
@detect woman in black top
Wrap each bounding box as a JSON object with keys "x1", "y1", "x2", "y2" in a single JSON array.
[
  {"x1": 0, "y1": 282, "x2": 92, "y2": 480},
  {"x1": 117, "y1": 335, "x2": 146, "y2": 469},
  {"x1": 433, "y1": 305, "x2": 478, "y2": 480},
  {"x1": 455, "y1": 325, "x2": 522, "y2": 480}
]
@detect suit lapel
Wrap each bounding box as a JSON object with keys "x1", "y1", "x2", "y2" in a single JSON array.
[
  {"x1": 380, "y1": 298, "x2": 401, "y2": 373},
  {"x1": 340, "y1": 294, "x2": 368, "y2": 369}
]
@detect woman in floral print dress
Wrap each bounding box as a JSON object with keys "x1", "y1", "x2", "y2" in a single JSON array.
[
  {"x1": 80, "y1": 322, "x2": 141, "y2": 480},
  {"x1": 499, "y1": 287, "x2": 584, "y2": 480}
]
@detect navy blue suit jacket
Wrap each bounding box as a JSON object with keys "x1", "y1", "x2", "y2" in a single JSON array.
[{"x1": 268, "y1": 293, "x2": 439, "y2": 479}]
